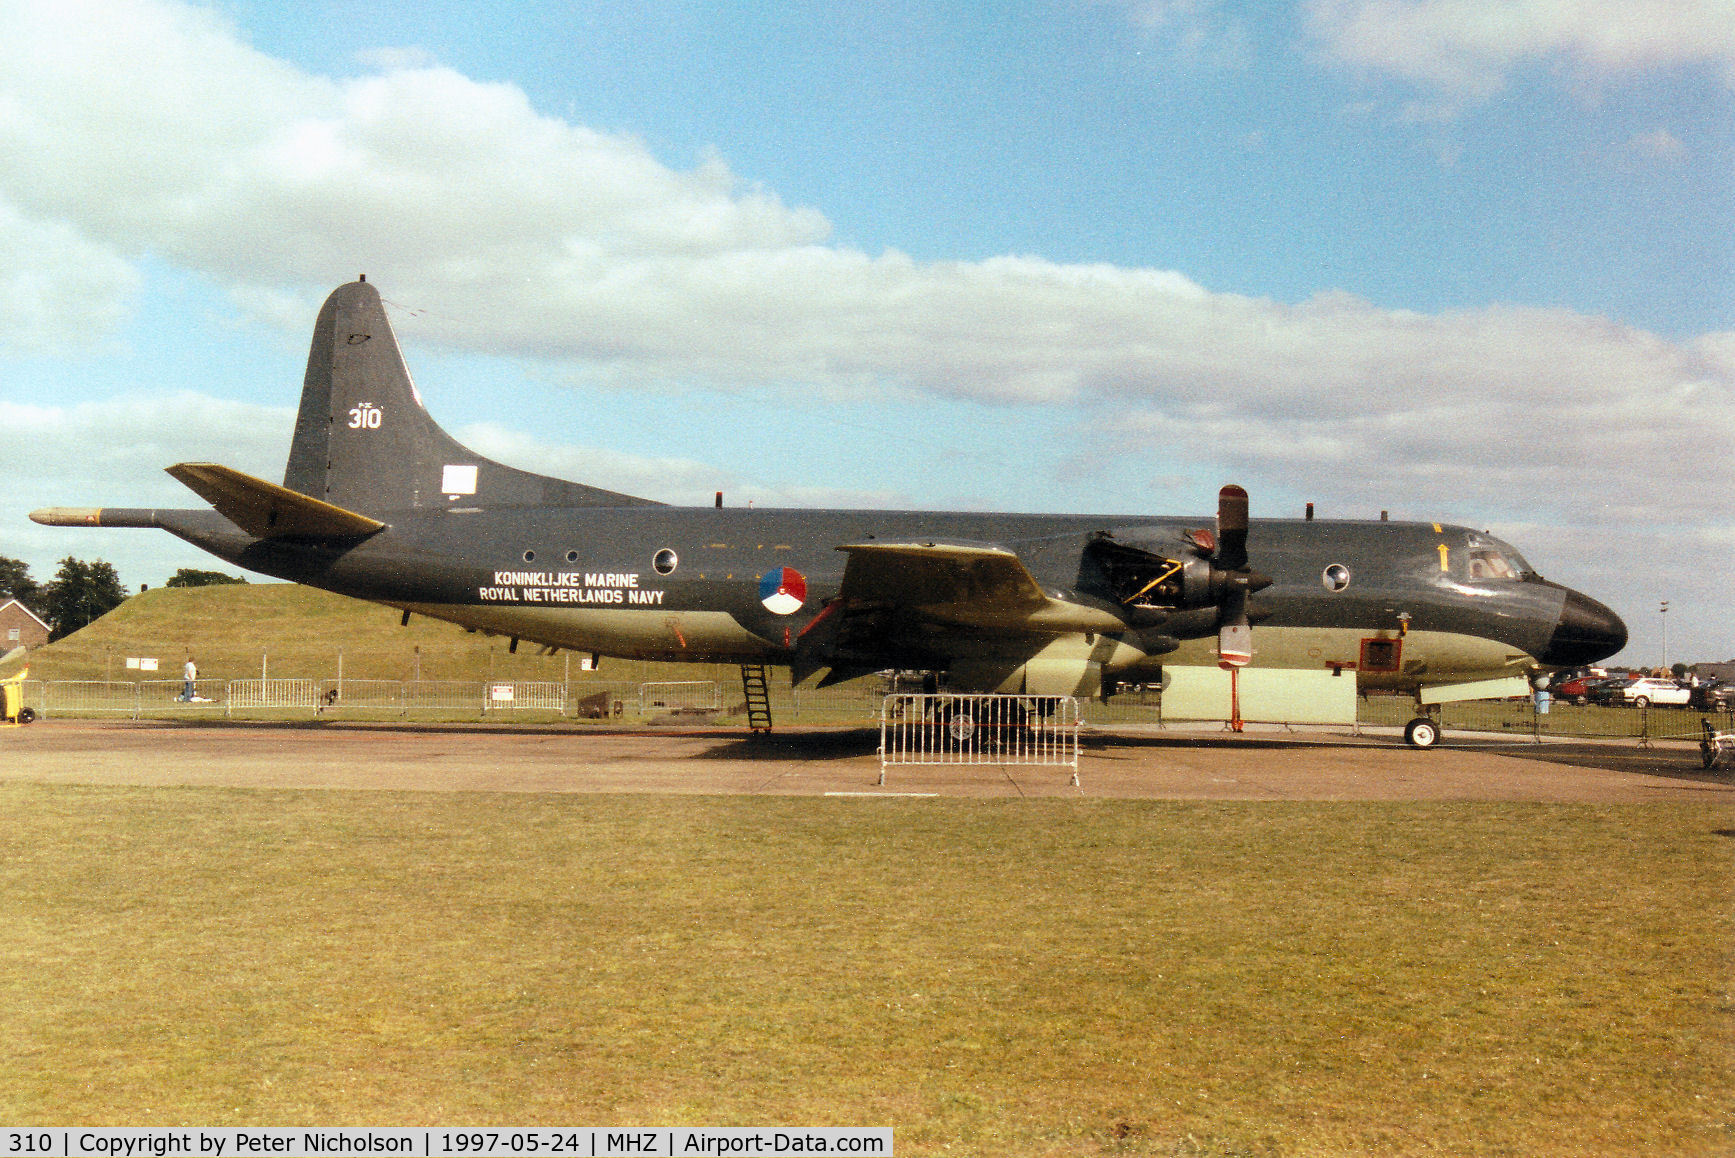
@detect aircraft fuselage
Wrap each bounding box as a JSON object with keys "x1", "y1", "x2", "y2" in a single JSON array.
[{"x1": 133, "y1": 502, "x2": 1610, "y2": 695}]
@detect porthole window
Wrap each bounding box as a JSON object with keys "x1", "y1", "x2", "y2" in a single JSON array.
[
  {"x1": 1322, "y1": 563, "x2": 1351, "y2": 592},
  {"x1": 523, "y1": 550, "x2": 536, "y2": 563},
  {"x1": 565, "y1": 550, "x2": 579, "y2": 563},
  {"x1": 653, "y1": 548, "x2": 679, "y2": 576}
]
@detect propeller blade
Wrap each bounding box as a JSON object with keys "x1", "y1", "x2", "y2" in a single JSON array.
[
  {"x1": 1215, "y1": 484, "x2": 1252, "y2": 667},
  {"x1": 1216, "y1": 484, "x2": 1249, "y2": 572},
  {"x1": 1218, "y1": 586, "x2": 1252, "y2": 667}
]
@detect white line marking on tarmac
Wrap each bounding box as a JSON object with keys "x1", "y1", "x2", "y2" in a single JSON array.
[{"x1": 825, "y1": 791, "x2": 940, "y2": 797}]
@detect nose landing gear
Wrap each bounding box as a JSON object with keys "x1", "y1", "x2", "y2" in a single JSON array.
[{"x1": 1403, "y1": 715, "x2": 1440, "y2": 749}]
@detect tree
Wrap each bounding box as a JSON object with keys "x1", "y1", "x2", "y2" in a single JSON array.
[
  {"x1": 41, "y1": 557, "x2": 128, "y2": 640},
  {"x1": 0, "y1": 556, "x2": 38, "y2": 608},
  {"x1": 165, "y1": 568, "x2": 247, "y2": 588}
]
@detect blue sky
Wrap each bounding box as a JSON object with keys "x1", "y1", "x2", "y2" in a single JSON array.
[{"x1": 1, "y1": 0, "x2": 1730, "y2": 665}]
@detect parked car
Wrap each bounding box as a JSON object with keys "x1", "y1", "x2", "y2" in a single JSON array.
[
  {"x1": 1553, "y1": 673, "x2": 1619, "y2": 705},
  {"x1": 1689, "y1": 681, "x2": 1735, "y2": 711},
  {"x1": 1605, "y1": 677, "x2": 1693, "y2": 708}
]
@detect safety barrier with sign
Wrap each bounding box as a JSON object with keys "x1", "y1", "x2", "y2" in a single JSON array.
[{"x1": 485, "y1": 681, "x2": 567, "y2": 711}]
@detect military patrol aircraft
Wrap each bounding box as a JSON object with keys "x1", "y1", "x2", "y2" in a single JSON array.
[{"x1": 33, "y1": 279, "x2": 1627, "y2": 746}]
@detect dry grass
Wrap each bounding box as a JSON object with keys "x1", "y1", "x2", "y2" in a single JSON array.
[{"x1": 1, "y1": 787, "x2": 1729, "y2": 1154}]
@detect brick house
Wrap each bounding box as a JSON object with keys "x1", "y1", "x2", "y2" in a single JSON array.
[{"x1": 0, "y1": 599, "x2": 50, "y2": 652}]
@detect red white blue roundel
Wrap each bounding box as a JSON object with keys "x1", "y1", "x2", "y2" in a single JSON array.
[{"x1": 759, "y1": 566, "x2": 807, "y2": 615}]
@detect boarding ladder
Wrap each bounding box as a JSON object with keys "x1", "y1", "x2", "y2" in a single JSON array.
[{"x1": 739, "y1": 664, "x2": 774, "y2": 733}]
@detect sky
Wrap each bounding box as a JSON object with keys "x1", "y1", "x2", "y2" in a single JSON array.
[{"x1": 1, "y1": 0, "x2": 1730, "y2": 667}]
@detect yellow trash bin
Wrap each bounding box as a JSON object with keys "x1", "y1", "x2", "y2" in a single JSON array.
[{"x1": 1, "y1": 667, "x2": 27, "y2": 724}]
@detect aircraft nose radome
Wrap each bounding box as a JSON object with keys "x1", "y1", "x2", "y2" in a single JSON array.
[{"x1": 1539, "y1": 589, "x2": 1628, "y2": 667}]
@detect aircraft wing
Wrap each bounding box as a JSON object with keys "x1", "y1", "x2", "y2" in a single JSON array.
[
  {"x1": 834, "y1": 541, "x2": 1123, "y2": 633},
  {"x1": 166, "y1": 463, "x2": 386, "y2": 539}
]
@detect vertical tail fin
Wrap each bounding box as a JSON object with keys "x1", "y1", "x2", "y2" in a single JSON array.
[{"x1": 283, "y1": 280, "x2": 661, "y2": 514}]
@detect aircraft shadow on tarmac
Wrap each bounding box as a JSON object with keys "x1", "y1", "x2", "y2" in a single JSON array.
[
  {"x1": 695, "y1": 727, "x2": 1379, "y2": 761},
  {"x1": 692, "y1": 729, "x2": 884, "y2": 760},
  {"x1": 1482, "y1": 740, "x2": 1735, "y2": 787}
]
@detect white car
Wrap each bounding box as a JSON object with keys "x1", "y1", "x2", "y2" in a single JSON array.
[{"x1": 1613, "y1": 677, "x2": 1692, "y2": 708}]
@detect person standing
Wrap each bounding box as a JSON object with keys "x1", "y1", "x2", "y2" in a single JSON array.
[{"x1": 181, "y1": 656, "x2": 197, "y2": 702}]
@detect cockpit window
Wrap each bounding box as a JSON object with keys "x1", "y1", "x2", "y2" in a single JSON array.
[
  {"x1": 1461, "y1": 532, "x2": 1534, "y2": 581},
  {"x1": 1467, "y1": 548, "x2": 1520, "y2": 580}
]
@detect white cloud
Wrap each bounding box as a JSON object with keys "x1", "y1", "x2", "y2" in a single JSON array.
[
  {"x1": 1304, "y1": 0, "x2": 1735, "y2": 99},
  {"x1": 456, "y1": 423, "x2": 912, "y2": 510},
  {"x1": 1622, "y1": 127, "x2": 1691, "y2": 164},
  {"x1": 1111, "y1": 0, "x2": 1255, "y2": 68},
  {"x1": 0, "y1": 204, "x2": 139, "y2": 354},
  {"x1": 0, "y1": 394, "x2": 292, "y2": 500},
  {"x1": 0, "y1": 392, "x2": 294, "y2": 590}
]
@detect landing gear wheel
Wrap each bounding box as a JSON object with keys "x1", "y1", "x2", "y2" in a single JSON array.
[{"x1": 1404, "y1": 717, "x2": 1440, "y2": 749}]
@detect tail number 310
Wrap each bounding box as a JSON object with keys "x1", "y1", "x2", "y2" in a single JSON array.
[{"x1": 348, "y1": 403, "x2": 383, "y2": 429}]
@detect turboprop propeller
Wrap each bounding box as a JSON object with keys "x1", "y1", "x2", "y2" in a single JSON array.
[{"x1": 1175, "y1": 484, "x2": 1272, "y2": 667}]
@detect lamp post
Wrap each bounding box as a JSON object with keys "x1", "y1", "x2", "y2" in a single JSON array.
[{"x1": 1660, "y1": 600, "x2": 1669, "y2": 674}]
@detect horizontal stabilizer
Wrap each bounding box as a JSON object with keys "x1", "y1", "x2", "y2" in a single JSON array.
[{"x1": 167, "y1": 463, "x2": 386, "y2": 539}]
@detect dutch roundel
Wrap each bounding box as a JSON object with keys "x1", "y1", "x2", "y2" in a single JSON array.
[{"x1": 758, "y1": 566, "x2": 807, "y2": 615}]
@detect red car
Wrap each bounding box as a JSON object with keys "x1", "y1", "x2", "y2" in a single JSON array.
[{"x1": 1552, "y1": 673, "x2": 1618, "y2": 705}]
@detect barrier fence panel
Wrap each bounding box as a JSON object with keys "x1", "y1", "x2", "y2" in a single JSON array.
[
  {"x1": 315, "y1": 679, "x2": 403, "y2": 713},
  {"x1": 33, "y1": 680, "x2": 140, "y2": 717},
  {"x1": 227, "y1": 679, "x2": 318, "y2": 711},
  {"x1": 640, "y1": 681, "x2": 722, "y2": 713},
  {"x1": 568, "y1": 681, "x2": 635, "y2": 719},
  {"x1": 402, "y1": 680, "x2": 485, "y2": 715},
  {"x1": 484, "y1": 681, "x2": 567, "y2": 712},
  {"x1": 880, "y1": 694, "x2": 1081, "y2": 785}
]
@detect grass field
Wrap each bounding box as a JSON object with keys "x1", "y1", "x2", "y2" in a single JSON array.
[{"x1": 2, "y1": 785, "x2": 1729, "y2": 1155}]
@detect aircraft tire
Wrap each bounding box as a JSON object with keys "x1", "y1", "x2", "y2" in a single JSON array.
[
  {"x1": 1404, "y1": 717, "x2": 1439, "y2": 749},
  {"x1": 15, "y1": 707, "x2": 32, "y2": 725}
]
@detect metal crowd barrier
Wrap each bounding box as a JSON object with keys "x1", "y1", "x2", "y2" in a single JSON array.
[
  {"x1": 639, "y1": 680, "x2": 722, "y2": 713},
  {"x1": 879, "y1": 693, "x2": 1081, "y2": 785},
  {"x1": 229, "y1": 679, "x2": 319, "y2": 710}
]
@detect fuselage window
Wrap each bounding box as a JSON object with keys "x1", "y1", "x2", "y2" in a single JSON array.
[
  {"x1": 653, "y1": 548, "x2": 679, "y2": 576},
  {"x1": 565, "y1": 549, "x2": 579, "y2": 563},
  {"x1": 522, "y1": 550, "x2": 536, "y2": 563},
  {"x1": 1322, "y1": 563, "x2": 1351, "y2": 592}
]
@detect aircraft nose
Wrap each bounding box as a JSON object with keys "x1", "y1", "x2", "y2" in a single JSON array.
[{"x1": 1539, "y1": 588, "x2": 1627, "y2": 667}]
